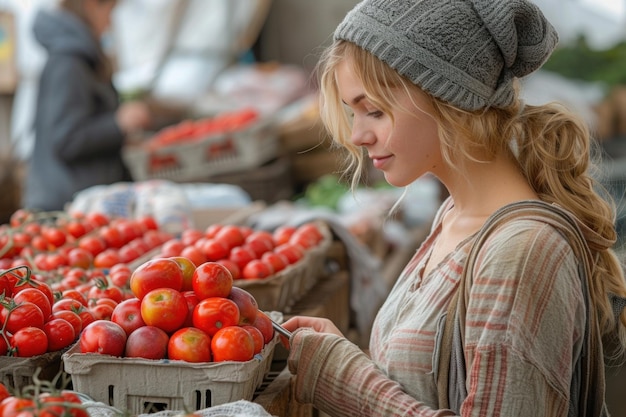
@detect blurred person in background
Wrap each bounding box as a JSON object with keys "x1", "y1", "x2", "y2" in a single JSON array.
[{"x1": 23, "y1": 0, "x2": 153, "y2": 211}]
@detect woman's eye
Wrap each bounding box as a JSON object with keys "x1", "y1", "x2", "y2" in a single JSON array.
[{"x1": 367, "y1": 110, "x2": 384, "y2": 119}]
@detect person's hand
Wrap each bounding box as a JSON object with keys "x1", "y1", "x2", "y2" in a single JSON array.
[
  {"x1": 282, "y1": 316, "x2": 344, "y2": 337},
  {"x1": 116, "y1": 100, "x2": 152, "y2": 136}
]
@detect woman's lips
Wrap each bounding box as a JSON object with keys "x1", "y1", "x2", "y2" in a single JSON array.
[{"x1": 371, "y1": 154, "x2": 391, "y2": 169}]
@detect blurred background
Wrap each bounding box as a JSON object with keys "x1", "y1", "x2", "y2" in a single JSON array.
[
  {"x1": 0, "y1": 1, "x2": 625, "y2": 263},
  {"x1": 1, "y1": 0, "x2": 624, "y2": 238}
]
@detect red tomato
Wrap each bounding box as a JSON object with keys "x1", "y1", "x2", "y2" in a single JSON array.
[
  {"x1": 52, "y1": 310, "x2": 83, "y2": 337},
  {"x1": 274, "y1": 243, "x2": 304, "y2": 265},
  {"x1": 167, "y1": 327, "x2": 211, "y2": 362},
  {"x1": 45, "y1": 252, "x2": 69, "y2": 270},
  {"x1": 214, "y1": 225, "x2": 245, "y2": 250},
  {"x1": 160, "y1": 239, "x2": 185, "y2": 258},
  {"x1": 0, "y1": 396, "x2": 36, "y2": 417},
  {"x1": 13, "y1": 288, "x2": 52, "y2": 321},
  {"x1": 98, "y1": 226, "x2": 124, "y2": 249},
  {"x1": 261, "y1": 251, "x2": 289, "y2": 274},
  {"x1": 241, "y1": 259, "x2": 273, "y2": 280},
  {"x1": 67, "y1": 247, "x2": 94, "y2": 269},
  {"x1": 181, "y1": 229, "x2": 203, "y2": 246},
  {"x1": 242, "y1": 325, "x2": 264, "y2": 355},
  {"x1": 85, "y1": 212, "x2": 110, "y2": 228},
  {"x1": 61, "y1": 268, "x2": 89, "y2": 287},
  {"x1": 181, "y1": 290, "x2": 199, "y2": 327},
  {"x1": 65, "y1": 219, "x2": 88, "y2": 239},
  {"x1": 272, "y1": 225, "x2": 296, "y2": 246},
  {"x1": 298, "y1": 222, "x2": 324, "y2": 242},
  {"x1": 192, "y1": 297, "x2": 240, "y2": 337},
  {"x1": 80, "y1": 320, "x2": 127, "y2": 356},
  {"x1": 211, "y1": 326, "x2": 255, "y2": 362},
  {"x1": 216, "y1": 259, "x2": 241, "y2": 281},
  {"x1": 111, "y1": 298, "x2": 145, "y2": 336},
  {"x1": 204, "y1": 224, "x2": 222, "y2": 238},
  {"x1": 41, "y1": 226, "x2": 67, "y2": 248},
  {"x1": 89, "y1": 302, "x2": 115, "y2": 321},
  {"x1": 93, "y1": 248, "x2": 121, "y2": 269},
  {"x1": 245, "y1": 231, "x2": 275, "y2": 256},
  {"x1": 11, "y1": 326, "x2": 48, "y2": 357},
  {"x1": 109, "y1": 263, "x2": 132, "y2": 287},
  {"x1": 0, "y1": 334, "x2": 8, "y2": 356},
  {"x1": 130, "y1": 236, "x2": 151, "y2": 254},
  {"x1": 253, "y1": 310, "x2": 275, "y2": 345},
  {"x1": 77, "y1": 308, "x2": 96, "y2": 329},
  {"x1": 200, "y1": 239, "x2": 230, "y2": 262},
  {"x1": 228, "y1": 246, "x2": 257, "y2": 271},
  {"x1": 137, "y1": 215, "x2": 159, "y2": 231},
  {"x1": 169, "y1": 257, "x2": 196, "y2": 292},
  {"x1": 143, "y1": 230, "x2": 168, "y2": 250},
  {"x1": 61, "y1": 289, "x2": 89, "y2": 307},
  {"x1": 124, "y1": 325, "x2": 169, "y2": 359},
  {"x1": 1, "y1": 301, "x2": 45, "y2": 333},
  {"x1": 192, "y1": 262, "x2": 233, "y2": 300},
  {"x1": 39, "y1": 391, "x2": 89, "y2": 417},
  {"x1": 13, "y1": 277, "x2": 54, "y2": 308},
  {"x1": 9, "y1": 208, "x2": 33, "y2": 227},
  {"x1": 87, "y1": 279, "x2": 124, "y2": 304},
  {"x1": 180, "y1": 246, "x2": 206, "y2": 270},
  {"x1": 130, "y1": 258, "x2": 184, "y2": 299},
  {"x1": 227, "y1": 287, "x2": 259, "y2": 325},
  {"x1": 112, "y1": 219, "x2": 141, "y2": 243},
  {"x1": 77, "y1": 235, "x2": 107, "y2": 257},
  {"x1": 52, "y1": 298, "x2": 85, "y2": 314},
  {"x1": 140, "y1": 288, "x2": 188, "y2": 333},
  {"x1": 30, "y1": 235, "x2": 50, "y2": 252},
  {"x1": 0, "y1": 383, "x2": 9, "y2": 403},
  {"x1": 117, "y1": 245, "x2": 141, "y2": 264},
  {"x1": 44, "y1": 318, "x2": 76, "y2": 351},
  {"x1": 0, "y1": 275, "x2": 13, "y2": 298}
]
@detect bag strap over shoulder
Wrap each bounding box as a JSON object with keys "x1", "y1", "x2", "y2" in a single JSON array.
[{"x1": 436, "y1": 200, "x2": 607, "y2": 416}]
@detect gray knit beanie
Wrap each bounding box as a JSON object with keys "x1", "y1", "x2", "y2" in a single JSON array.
[{"x1": 334, "y1": 0, "x2": 559, "y2": 111}]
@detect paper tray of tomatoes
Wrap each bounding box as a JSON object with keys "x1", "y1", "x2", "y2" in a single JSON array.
[
  {"x1": 233, "y1": 220, "x2": 333, "y2": 312},
  {"x1": 61, "y1": 315, "x2": 280, "y2": 415},
  {"x1": 122, "y1": 112, "x2": 279, "y2": 182}
]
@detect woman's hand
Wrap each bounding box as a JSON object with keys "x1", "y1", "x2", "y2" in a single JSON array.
[{"x1": 282, "y1": 316, "x2": 344, "y2": 337}]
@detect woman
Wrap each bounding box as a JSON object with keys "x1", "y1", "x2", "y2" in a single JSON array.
[
  {"x1": 23, "y1": 0, "x2": 152, "y2": 211},
  {"x1": 282, "y1": 0, "x2": 626, "y2": 416}
]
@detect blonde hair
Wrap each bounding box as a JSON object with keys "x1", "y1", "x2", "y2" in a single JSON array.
[{"x1": 317, "y1": 40, "x2": 626, "y2": 359}]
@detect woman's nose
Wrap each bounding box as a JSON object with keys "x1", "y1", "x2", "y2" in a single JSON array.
[{"x1": 350, "y1": 119, "x2": 375, "y2": 147}]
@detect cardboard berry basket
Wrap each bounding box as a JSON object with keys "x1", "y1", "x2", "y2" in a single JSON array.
[
  {"x1": 233, "y1": 261, "x2": 307, "y2": 313},
  {"x1": 122, "y1": 119, "x2": 279, "y2": 183},
  {"x1": 61, "y1": 313, "x2": 281, "y2": 415},
  {"x1": 0, "y1": 349, "x2": 67, "y2": 392},
  {"x1": 233, "y1": 220, "x2": 333, "y2": 312}
]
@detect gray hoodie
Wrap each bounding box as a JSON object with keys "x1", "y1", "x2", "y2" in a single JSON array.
[{"x1": 23, "y1": 8, "x2": 131, "y2": 211}]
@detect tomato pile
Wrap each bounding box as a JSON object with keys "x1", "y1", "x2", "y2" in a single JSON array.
[
  {"x1": 82, "y1": 257, "x2": 275, "y2": 363},
  {"x1": 154, "y1": 222, "x2": 326, "y2": 281},
  {"x1": 0, "y1": 209, "x2": 172, "y2": 358},
  {"x1": 0, "y1": 209, "x2": 172, "y2": 274},
  {"x1": 0, "y1": 206, "x2": 325, "y2": 363},
  {"x1": 0, "y1": 381, "x2": 89, "y2": 417},
  {"x1": 146, "y1": 108, "x2": 259, "y2": 150}
]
